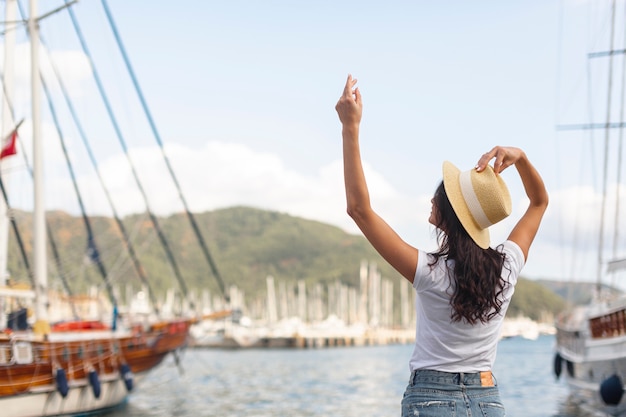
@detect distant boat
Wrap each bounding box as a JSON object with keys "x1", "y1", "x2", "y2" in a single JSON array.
[
  {"x1": 190, "y1": 308, "x2": 263, "y2": 349},
  {"x1": 554, "y1": 3, "x2": 626, "y2": 414},
  {"x1": 0, "y1": 1, "x2": 191, "y2": 415},
  {"x1": 500, "y1": 316, "x2": 540, "y2": 340},
  {"x1": 554, "y1": 271, "x2": 626, "y2": 414}
]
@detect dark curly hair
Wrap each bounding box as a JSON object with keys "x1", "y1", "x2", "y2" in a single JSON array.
[{"x1": 429, "y1": 181, "x2": 509, "y2": 325}]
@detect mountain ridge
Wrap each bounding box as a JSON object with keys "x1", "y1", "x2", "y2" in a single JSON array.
[{"x1": 5, "y1": 205, "x2": 587, "y2": 320}]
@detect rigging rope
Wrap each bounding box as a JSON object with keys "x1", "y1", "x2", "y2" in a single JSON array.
[
  {"x1": 0, "y1": 160, "x2": 32, "y2": 287},
  {"x1": 39, "y1": 69, "x2": 118, "y2": 309},
  {"x1": 61, "y1": 0, "x2": 192, "y2": 305},
  {"x1": 0, "y1": 68, "x2": 77, "y2": 318},
  {"x1": 99, "y1": 0, "x2": 229, "y2": 302}
]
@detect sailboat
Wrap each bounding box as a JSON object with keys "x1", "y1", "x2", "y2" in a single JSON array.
[
  {"x1": 0, "y1": 1, "x2": 196, "y2": 415},
  {"x1": 554, "y1": 1, "x2": 626, "y2": 414}
]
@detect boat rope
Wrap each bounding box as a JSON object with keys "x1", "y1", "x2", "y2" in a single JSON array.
[
  {"x1": 61, "y1": 0, "x2": 192, "y2": 305},
  {"x1": 38, "y1": 70, "x2": 118, "y2": 309},
  {"x1": 0, "y1": 70, "x2": 77, "y2": 316},
  {"x1": 0, "y1": 161, "x2": 33, "y2": 287},
  {"x1": 20, "y1": 1, "x2": 162, "y2": 315},
  {"x1": 99, "y1": 0, "x2": 229, "y2": 303}
]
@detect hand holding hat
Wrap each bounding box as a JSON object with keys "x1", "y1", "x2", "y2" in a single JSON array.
[
  {"x1": 475, "y1": 146, "x2": 524, "y2": 175},
  {"x1": 442, "y1": 146, "x2": 519, "y2": 249}
]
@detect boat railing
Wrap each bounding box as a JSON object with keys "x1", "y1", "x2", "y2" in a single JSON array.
[
  {"x1": 0, "y1": 339, "x2": 37, "y2": 365},
  {"x1": 556, "y1": 328, "x2": 586, "y2": 356}
]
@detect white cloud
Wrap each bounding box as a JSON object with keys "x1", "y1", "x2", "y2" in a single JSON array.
[
  {"x1": 68, "y1": 140, "x2": 353, "y2": 218},
  {"x1": 40, "y1": 140, "x2": 432, "y2": 246},
  {"x1": 0, "y1": 42, "x2": 92, "y2": 114}
]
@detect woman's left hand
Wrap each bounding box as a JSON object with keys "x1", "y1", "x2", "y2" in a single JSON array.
[
  {"x1": 475, "y1": 146, "x2": 523, "y2": 174},
  {"x1": 335, "y1": 74, "x2": 362, "y2": 128}
]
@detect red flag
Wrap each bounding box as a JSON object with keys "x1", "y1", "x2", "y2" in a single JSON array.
[
  {"x1": 0, "y1": 130, "x2": 17, "y2": 159},
  {"x1": 0, "y1": 120, "x2": 22, "y2": 160}
]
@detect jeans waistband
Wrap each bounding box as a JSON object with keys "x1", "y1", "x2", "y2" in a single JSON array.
[{"x1": 409, "y1": 369, "x2": 495, "y2": 387}]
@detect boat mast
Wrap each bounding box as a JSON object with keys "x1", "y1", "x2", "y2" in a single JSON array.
[{"x1": 29, "y1": 0, "x2": 49, "y2": 335}]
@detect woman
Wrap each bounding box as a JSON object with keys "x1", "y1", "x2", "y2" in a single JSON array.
[{"x1": 335, "y1": 74, "x2": 548, "y2": 416}]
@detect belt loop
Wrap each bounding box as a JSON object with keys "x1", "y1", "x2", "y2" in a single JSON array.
[{"x1": 458, "y1": 372, "x2": 464, "y2": 386}]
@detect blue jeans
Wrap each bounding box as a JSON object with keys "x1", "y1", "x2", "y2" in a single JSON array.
[{"x1": 401, "y1": 369, "x2": 506, "y2": 417}]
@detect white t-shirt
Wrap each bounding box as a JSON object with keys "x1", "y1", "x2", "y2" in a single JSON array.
[{"x1": 409, "y1": 240, "x2": 525, "y2": 373}]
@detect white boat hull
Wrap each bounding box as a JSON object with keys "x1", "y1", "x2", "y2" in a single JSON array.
[{"x1": 2, "y1": 376, "x2": 134, "y2": 417}]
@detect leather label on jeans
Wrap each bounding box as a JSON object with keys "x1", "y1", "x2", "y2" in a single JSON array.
[{"x1": 480, "y1": 371, "x2": 494, "y2": 387}]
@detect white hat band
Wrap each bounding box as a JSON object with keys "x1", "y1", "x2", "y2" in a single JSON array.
[{"x1": 459, "y1": 170, "x2": 492, "y2": 230}]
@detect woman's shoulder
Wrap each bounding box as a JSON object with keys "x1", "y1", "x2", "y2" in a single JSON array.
[
  {"x1": 414, "y1": 249, "x2": 450, "y2": 285},
  {"x1": 416, "y1": 249, "x2": 446, "y2": 269},
  {"x1": 497, "y1": 240, "x2": 525, "y2": 270}
]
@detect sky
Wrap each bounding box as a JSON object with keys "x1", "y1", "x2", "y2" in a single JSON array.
[{"x1": 2, "y1": 0, "x2": 626, "y2": 287}]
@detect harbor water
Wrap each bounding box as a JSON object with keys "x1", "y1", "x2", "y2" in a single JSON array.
[{"x1": 107, "y1": 335, "x2": 606, "y2": 417}]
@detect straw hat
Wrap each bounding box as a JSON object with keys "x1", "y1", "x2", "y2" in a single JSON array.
[{"x1": 442, "y1": 161, "x2": 512, "y2": 249}]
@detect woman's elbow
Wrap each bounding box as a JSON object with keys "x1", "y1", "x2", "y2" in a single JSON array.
[
  {"x1": 346, "y1": 205, "x2": 361, "y2": 222},
  {"x1": 531, "y1": 193, "x2": 549, "y2": 212},
  {"x1": 538, "y1": 192, "x2": 549, "y2": 209},
  {"x1": 346, "y1": 203, "x2": 369, "y2": 224}
]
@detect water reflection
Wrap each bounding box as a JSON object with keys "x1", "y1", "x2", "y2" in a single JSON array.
[{"x1": 104, "y1": 337, "x2": 612, "y2": 417}]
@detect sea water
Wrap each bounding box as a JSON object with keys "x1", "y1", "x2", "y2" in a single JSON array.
[{"x1": 106, "y1": 335, "x2": 607, "y2": 417}]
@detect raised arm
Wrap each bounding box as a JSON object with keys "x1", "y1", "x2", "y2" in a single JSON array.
[
  {"x1": 475, "y1": 146, "x2": 548, "y2": 260},
  {"x1": 335, "y1": 75, "x2": 418, "y2": 282}
]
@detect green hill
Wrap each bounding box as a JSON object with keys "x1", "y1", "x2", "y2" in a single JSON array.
[
  {"x1": 7, "y1": 206, "x2": 395, "y2": 298},
  {"x1": 507, "y1": 278, "x2": 566, "y2": 321},
  {"x1": 6, "y1": 206, "x2": 570, "y2": 321}
]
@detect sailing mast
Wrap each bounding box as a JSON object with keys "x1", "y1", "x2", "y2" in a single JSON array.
[
  {"x1": 29, "y1": 0, "x2": 49, "y2": 335},
  {"x1": 26, "y1": 0, "x2": 79, "y2": 333}
]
